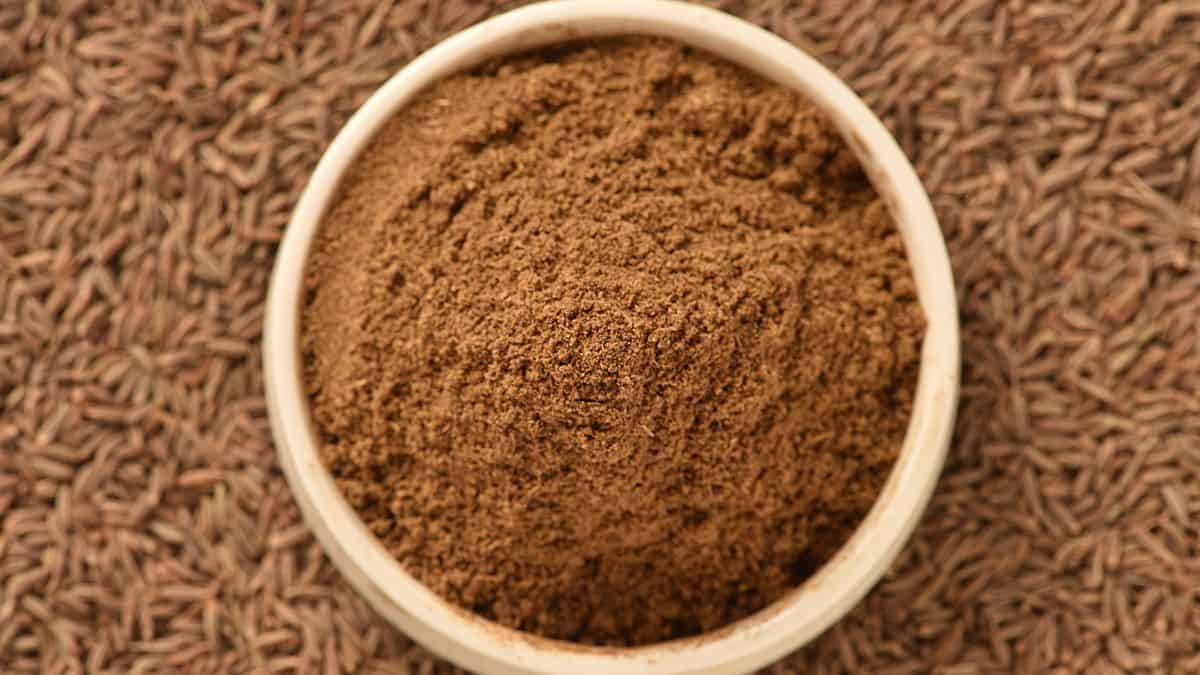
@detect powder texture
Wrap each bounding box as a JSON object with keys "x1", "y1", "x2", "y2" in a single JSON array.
[{"x1": 303, "y1": 38, "x2": 924, "y2": 647}]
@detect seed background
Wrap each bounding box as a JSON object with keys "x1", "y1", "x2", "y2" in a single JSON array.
[{"x1": 1, "y1": 1, "x2": 1199, "y2": 673}]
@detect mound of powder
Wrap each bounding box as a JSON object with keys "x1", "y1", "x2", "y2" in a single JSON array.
[{"x1": 302, "y1": 37, "x2": 924, "y2": 646}]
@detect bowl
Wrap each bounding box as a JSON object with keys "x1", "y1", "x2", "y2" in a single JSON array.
[{"x1": 263, "y1": 1, "x2": 961, "y2": 673}]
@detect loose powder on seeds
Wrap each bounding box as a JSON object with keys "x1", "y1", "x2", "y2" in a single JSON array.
[{"x1": 303, "y1": 37, "x2": 924, "y2": 647}]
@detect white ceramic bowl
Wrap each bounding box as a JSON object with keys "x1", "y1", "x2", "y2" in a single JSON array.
[{"x1": 264, "y1": 1, "x2": 960, "y2": 673}]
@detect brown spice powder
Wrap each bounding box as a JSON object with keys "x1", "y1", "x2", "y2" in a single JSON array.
[{"x1": 303, "y1": 37, "x2": 924, "y2": 647}]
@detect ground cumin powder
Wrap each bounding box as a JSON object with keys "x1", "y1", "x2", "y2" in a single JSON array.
[{"x1": 303, "y1": 38, "x2": 924, "y2": 647}]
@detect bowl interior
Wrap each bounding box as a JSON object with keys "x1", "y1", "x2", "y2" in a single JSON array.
[{"x1": 263, "y1": 2, "x2": 960, "y2": 674}]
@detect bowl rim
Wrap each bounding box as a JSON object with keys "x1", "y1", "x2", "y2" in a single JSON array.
[{"x1": 263, "y1": 1, "x2": 961, "y2": 674}]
